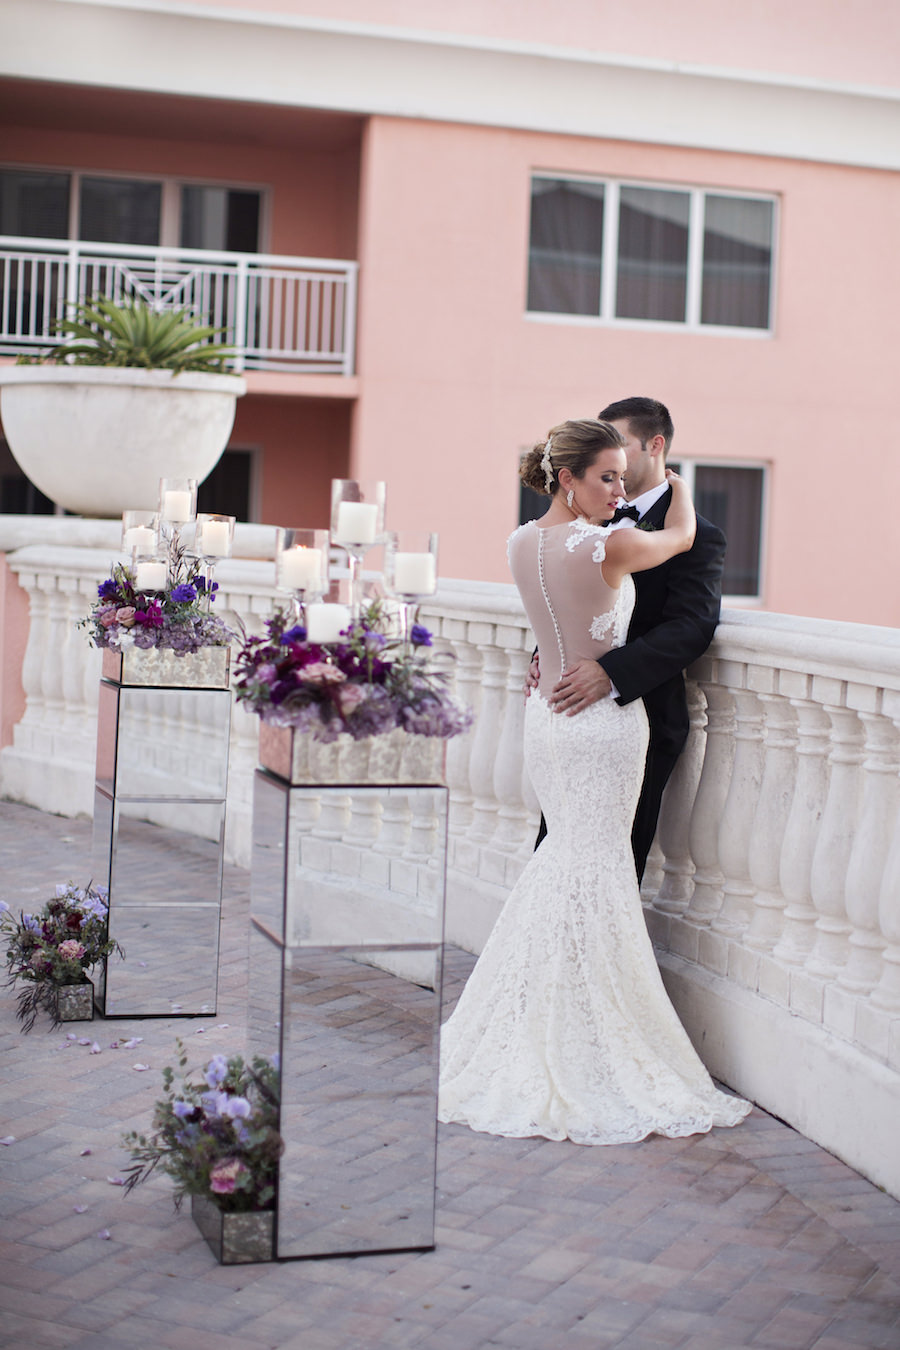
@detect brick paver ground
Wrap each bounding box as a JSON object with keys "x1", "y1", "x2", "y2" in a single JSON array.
[{"x1": 1, "y1": 798, "x2": 899, "y2": 1350}]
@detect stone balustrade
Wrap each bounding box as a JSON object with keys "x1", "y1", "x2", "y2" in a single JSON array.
[{"x1": 1, "y1": 527, "x2": 899, "y2": 1198}]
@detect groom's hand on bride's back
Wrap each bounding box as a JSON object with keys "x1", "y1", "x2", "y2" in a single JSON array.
[
  {"x1": 524, "y1": 652, "x2": 540, "y2": 698},
  {"x1": 550, "y1": 660, "x2": 612, "y2": 715}
]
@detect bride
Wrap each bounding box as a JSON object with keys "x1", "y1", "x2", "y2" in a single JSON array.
[{"x1": 438, "y1": 418, "x2": 751, "y2": 1145}]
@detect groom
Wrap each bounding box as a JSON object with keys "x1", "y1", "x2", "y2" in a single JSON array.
[{"x1": 544, "y1": 396, "x2": 726, "y2": 881}]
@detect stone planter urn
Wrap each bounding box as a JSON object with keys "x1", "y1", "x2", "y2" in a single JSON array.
[{"x1": 0, "y1": 365, "x2": 246, "y2": 517}]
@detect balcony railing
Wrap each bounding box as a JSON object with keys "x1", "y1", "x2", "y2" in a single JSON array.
[
  {"x1": 1, "y1": 526, "x2": 899, "y2": 1201},
  {"x1": 0, "y1": 235, "x2": 358, "y2": 375}
]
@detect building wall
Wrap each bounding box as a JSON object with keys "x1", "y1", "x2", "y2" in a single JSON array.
[
  {"x1": 231, "y1": 395, "x2": 352, "y2": 528},
  {"x1": 0, "y1": 122, "x2": 361, "y2": 260},
  {"x1": 349, "y1": 115, "x2": 900, "y2": 623}
]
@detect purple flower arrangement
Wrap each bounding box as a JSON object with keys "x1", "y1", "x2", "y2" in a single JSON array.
[
  {"x1": 0, "y1": 882, "x2": 121, "y2": 1030},
  {"x1": 121, "y1": 1042, "x2": 282, "y2": 1213},
  {"x1": 232, "y1": 601, "x2": 473, "y2": 744},
  {"x1": 81, "y1": 553, "x2": 232, "y2": 656}
]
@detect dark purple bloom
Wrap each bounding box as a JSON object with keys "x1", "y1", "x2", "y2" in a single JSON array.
[
  {"x1": 97, "y1": 579, "x2": 119, "y2": 600},
  {"x1": 410, "y1": 624, "x2": 433, "y2": 647},
  {"x1": 281, "y1": 626, "x2": 307, "y2": 644},
  {"x1": 134, "y1": 601, "x2": 164, "y2": 628},
  {"x1": 170, "y1": 584, "x2": 197, "y2": 603}
]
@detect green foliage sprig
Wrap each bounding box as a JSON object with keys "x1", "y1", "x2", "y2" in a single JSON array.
[{"x1": 21, "y1": 296, "x2": 234, "y2": 373}]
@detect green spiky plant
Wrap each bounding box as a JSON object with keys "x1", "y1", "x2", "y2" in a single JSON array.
[{"x1": 22, "y1": 296, "x2": 235, "y2": 373}]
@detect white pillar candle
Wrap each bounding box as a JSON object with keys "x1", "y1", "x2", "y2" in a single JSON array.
[
  {"x1": 123, "y1": 525, "x2": 157, "y2": 553},
  {"x1": 393, "y1": 551, "x2": 437, "y2": 595},
  {"x1": 134, "y1": 560, "x2": 167, "y2": 591},
  {"x1": 305, "y1": 603, "x2": 351, "y2": 644},
  {"x1": 334, "y1": 500, "x2": 378, "y2": 545},
  {"x1": 162, "y1": 489, "x2": 192, "y2": 523},
  {"x1": 279, "y1": 546, "x2": 324, "y2": 591},
  {"x1": 199, "y1": 520, "x2": 231, "y2": 557}
]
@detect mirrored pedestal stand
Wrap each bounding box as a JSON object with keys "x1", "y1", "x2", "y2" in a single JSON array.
[
  {"x1": 249, "y1": 750, "x2": 448, "y2": 1259},
  {"x1": 92, "y1": 649, "x2": 231, "y2": 1017}
]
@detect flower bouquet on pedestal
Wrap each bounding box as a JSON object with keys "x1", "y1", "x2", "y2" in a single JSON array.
[
  {"x1": 232, "y1": 599, "x2": 473, "y2": 784},
  {"x1": 121, "y1": 1042, "x2": 282, "y2": 1263},
  {"x1": 81, "y1": 548, "x2": 231, "y2": 659},
  {"x1": 0, "y1": 883, "x2": 121, "y2": 1030}
]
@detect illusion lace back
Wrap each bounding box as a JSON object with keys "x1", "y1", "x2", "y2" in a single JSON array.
[{"x1": 438, "y1": 519, "x2": 751, "y2": 1145}]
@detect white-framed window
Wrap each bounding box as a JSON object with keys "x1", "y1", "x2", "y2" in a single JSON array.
[
  {"x1": 0, "y1": 166, "x2": 264, "y2": 252},
  {"x1": 669, "y1": 459, "x2": 766, "y2": 600},
  {"x1": 527, "y1": 174, "x2": 776, "y2": 335}
]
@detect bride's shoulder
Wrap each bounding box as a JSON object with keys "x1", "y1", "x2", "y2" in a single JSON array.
[
  {"x1": 506, "y1": 520, "x2": 535, "y2": 556},
  {"x1": 564, "y1": 518, "x2": 608, "y2": 557}
]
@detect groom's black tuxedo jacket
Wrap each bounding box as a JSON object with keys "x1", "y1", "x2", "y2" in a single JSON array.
[{"x1": 600, "y1": 487, "x2": 726, "y2": 761}]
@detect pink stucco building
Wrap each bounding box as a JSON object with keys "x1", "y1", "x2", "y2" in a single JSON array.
[{"x1": 1, "y1": 0, "x2": 898, "y2": 621}]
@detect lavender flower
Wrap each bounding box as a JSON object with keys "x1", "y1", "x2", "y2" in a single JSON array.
[{"x1": 169, "y1": 584, "x2": 197, "y2": 603}]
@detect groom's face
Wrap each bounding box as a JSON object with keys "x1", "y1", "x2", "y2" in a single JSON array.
[{"x1": 609, "y1": 419, "x2": 656, "y2": 500}]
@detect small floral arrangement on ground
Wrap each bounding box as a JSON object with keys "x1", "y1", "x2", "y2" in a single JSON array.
[
  {"x1": 0, "y1": 882, "x2": 121, "y2": 1030},
  {"x1": 121, "y1": 1042, "x2": 283, "y2": 1212},
  {"x1": 232, "y1": 600, "x2": 473, "y2": 743},
  {"x1": 80, "y1": 547, "x2": 232, "y2": 656}
]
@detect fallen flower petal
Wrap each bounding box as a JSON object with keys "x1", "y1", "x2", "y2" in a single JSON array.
[
  {"x1": 107, "y1": 1176, "x2": 126, "y2": 1186},
  {"x1": 132, "y1": 1063, "x2": 150, "y2": 1071},
  {"x1": 0, "y1": 1136, "x2": 15, "y2": 1146},
  {"x1": 66, "y1": 1032, "x2": 78, "y2": 1041},
  {"x1": 80, "y1": 1148, "x2": 92, "y2": 1156},
  {"x1": 90, "y1": 1043, "x2": 102, "y2": 1054},
  {"x1": 73, "y1": 1205, "x2": 88, "y2": 1213},
  {"x1": 77, "y1": 1038, "x2": 92, "y2": 1046},
  {"x1": 97, "y1": 1229, "x2": 111, "y2": 1240},
  {"x1": 121, "y1": 1037, "x2": 143, "y2": 1048}
]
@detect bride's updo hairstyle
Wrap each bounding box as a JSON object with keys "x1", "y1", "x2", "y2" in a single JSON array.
[{"x1": 519, "y1": 419, "x2": 626, "y2": 497}]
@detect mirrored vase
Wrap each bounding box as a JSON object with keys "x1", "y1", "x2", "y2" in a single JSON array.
[
  {"x1": 249, "y1": 733, "x2": 448, "y2": 1258},
  {"x1": 92, "y1": 648, "x2": 232, "y2": 1017}
]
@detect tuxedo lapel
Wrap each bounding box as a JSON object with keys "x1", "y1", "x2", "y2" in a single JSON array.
[{"x1": 640, "y1": 486, "x2": 672, "y2": 529}]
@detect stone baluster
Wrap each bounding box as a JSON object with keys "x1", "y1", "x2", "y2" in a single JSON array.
[
  {"x1": 37, "y1": 572, "x2": 66, "y2": 726},
  {"x1": 805, "y1": 695, "x2": 863, "y2": 978},
  {"x1": 772, "y1": 691, "x2": 831, "y2": 966},
  {"x1": 374, "y1": 790, "x2": 411, "y2": 856},
  {"x1": 744, "y1": 688, "x2": 798, "y2": 951},
  {"x1": 685, "y1": 676, "x2": 735, "y2": 923},
  {"x1": 492, "y1": 639, "x2": 534, "y2": 853},
  {"x1": 711, "y1": 682, "x2": 764, "y2": 936},
  {"x1": 59, "y1": 575, "x2": 89, "y2": 738},
  {"x1": 653, "y1": 680, "x2": 705, "y2": 913},
  {"x1": 467, "y1": 636, "x2": 508, "y2": 843},
  {"x1": 838, "y1": 696, "x2": 897, "y2": 994},
  {"x1": 442, "y1": 628, "x2": 482, "y2": 834},
  {"x1": 870, "y1": 690, "x2": 900, "y2": 1011}
]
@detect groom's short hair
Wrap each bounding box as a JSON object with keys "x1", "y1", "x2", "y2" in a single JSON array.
[{"x1": 598, "y1": 396, "x2": 674, "y2": 456}]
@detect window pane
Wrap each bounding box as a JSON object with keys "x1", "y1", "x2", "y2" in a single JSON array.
[
  {"x1": 198, "y1": 448, "x2": 252, "y2": 522},
  {"x1": 0, "y1": 169, "x2": 69, "y2": 237},
  {"x1": 79, "y1": 177, "x2": 161, "y2": 245},
  {"x1": 695, "y1": 465, "x2": 763, "y2": 596},
  {"x1": 527, "y1": 178, "x2": 604, "y2": 315},
  {"x1": 702, "y1": 195, "x2": 773, "y2": 329},
  {"x1": 616, "y1": 187, "x2": 689, "y2": 322},
  {"x1": 181, "y1": 187, "x2": 260, "y2": 253}
]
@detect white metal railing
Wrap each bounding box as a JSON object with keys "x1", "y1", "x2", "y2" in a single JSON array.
[
  {"x1": 0, "y1": 235, "x2": 358, "y2": 375},
  {"x1": 1, "y1": 531, "x2": 899, "y2": 1198}
]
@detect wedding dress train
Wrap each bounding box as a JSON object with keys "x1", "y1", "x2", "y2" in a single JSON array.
[{"x1": 438, "y1": 518, "x2": 751, "y2": 1144}]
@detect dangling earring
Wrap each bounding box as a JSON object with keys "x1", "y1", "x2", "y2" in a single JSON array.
[{"x1": 566, "y1": 489, "x2": 574, "y2": 510}]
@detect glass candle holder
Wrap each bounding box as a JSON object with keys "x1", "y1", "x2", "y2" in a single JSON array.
[
  {"x1": 384, "y1": 531, "x2": 439, "y2": 646},
  {"x1": 330, "y1": 479, "x2": 386, "y2": 617},
  {"x1": 158, "y1": 477, "x2": 198, "y2": 552},
  {"x1": 121, "y1": 509, "x2": 159, "y2": 560},
  {"x1": 195, "y1": 513, "x2": 236, "y2": 610},
  {"x1": 133, "y1": 555, "x2": 168, "y2": 593},
  {"x1": 275, "y1": 528, "x2": 330, "y2": 625}
]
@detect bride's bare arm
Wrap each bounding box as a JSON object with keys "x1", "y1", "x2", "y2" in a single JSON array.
[{"x1": 601, "y1": 472, "x2": 696, "y2": 588}]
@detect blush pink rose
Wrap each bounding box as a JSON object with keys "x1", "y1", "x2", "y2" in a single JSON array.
[{"x1": 115, "y1": 607, "x2": 136, "y2": 628}]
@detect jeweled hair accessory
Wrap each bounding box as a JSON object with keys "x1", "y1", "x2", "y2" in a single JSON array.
[{"x1": 541, "y1": 437, "x2": 554, "y2": 491}]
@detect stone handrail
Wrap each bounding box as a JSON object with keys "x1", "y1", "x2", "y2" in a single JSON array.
[{"x1": 0, "y1": 531, "x2": 898, "y2": 1197}]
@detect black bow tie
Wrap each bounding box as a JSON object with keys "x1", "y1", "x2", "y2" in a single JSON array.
[{"x1": 610, "y1": 504, "x2": 641, "y2": 524}]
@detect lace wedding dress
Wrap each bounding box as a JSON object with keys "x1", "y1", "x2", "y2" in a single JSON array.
[{"x1": 438, "y1": 518, "x2": 751, "y2": 1144}]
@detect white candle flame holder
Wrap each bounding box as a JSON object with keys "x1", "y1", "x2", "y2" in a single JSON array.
[{"x1": 330, "y1": 479, "x2": 386, "y2": 618}]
